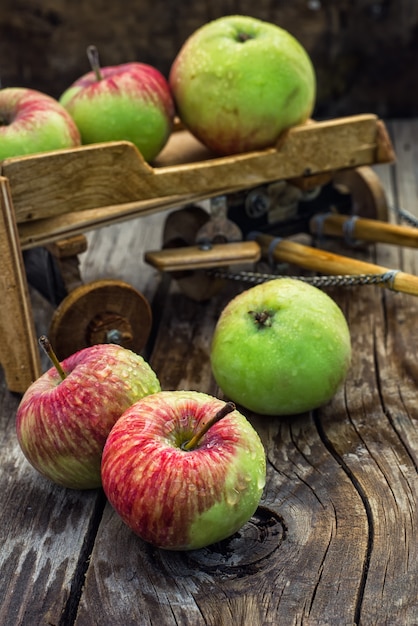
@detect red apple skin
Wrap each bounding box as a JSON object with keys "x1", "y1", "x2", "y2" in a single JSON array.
[
  {"x1": 16, "y1": 344, "x2": 161, "y2": 489},
  {"x1": 0, "y1": 88, "x2": 81, "y2": 160},
  {"x1": 59, "y1": 63, "x2": 175, "y2": 162},
  {"x1": 101, "y1": 390, "x2": 266, "y2": 550}
]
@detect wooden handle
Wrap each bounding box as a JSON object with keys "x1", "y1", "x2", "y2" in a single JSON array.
[
  {"x1": 310, "y1": 213, "x2": 418, "y2": 248},
  {"x1": 255, "y1": 234, "x2": 418, "y2": 296},
  {"x1": 144, "y1": 241, "x2": 261, "y2": 272}
]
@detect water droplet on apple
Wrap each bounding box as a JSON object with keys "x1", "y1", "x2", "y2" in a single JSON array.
[
  {"x1": 227, "y1": 489, "x2": 240, "y2": 506},
  {"x1": 257, "y1": 474, "x2": 266, "y2": 490}
]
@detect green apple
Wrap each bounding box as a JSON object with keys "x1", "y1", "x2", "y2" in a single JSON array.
[
  {"x1": 59, "y1": 47, "x2": 175, "y2": 162},
  {"x1": 169, "y1": 15, "x2": 316, "y2": 155},
  {"x1": 0, "y1": 87, "x2": 81, "y2": 160},
  {"x1": 210, "y1": 278, "x2": 351, "y2": 415}
]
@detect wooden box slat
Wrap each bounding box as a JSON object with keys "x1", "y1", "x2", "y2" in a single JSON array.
[{"x1": 2, "y1": 114, "x2": 394, "y2": 230}]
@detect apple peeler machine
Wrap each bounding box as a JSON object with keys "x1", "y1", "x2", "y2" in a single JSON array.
[{"x1": 1, "y1": 113, "x2": 416, "y2": 393}]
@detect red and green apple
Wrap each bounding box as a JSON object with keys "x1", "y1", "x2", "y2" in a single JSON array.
[
  {"x1": 101, "y1": 390, "x2": 266, "y2": 550},
  {"x1": 16, "y1": 339, "x2": 161, "y2": 489},
  {"x1": 169, "y1": 15, "x2": 316, "y2": 155},
  {"x1": 59, "y1": 46, "x2": 175, "y2": 162},
  {"x1": 210, "y1": 278, "x2": 351, "y2": 415},
  {"x1": 0, "y1": 87, "x2": 81, "y2": 160}
]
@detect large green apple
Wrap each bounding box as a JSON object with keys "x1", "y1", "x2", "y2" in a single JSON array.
[
  {"x1": 169, "y1": 15, "x2": 316, "y2": 155},
  {"x1": 210, "y1": 278, "x2": 351, "y2": 415}
]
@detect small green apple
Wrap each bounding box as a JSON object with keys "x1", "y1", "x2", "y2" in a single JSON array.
[
  {"x1": 59, "y1": 47, "x2": 175, "y2": 162},
  {"x1": 210, "y1": 278, "x2": 351, "y2": 415},
  {"x1": 169, "y1": 15, "x2": 316, "y2": 155}
]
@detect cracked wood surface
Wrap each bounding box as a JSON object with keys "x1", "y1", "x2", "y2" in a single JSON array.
[{"x1": 1, "y1": 120, "x2": 418, "y2": 625}]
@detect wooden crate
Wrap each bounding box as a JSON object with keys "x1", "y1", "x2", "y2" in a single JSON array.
[{"x1": 0, "y1": 114, "x2": 394, "y2": 393}]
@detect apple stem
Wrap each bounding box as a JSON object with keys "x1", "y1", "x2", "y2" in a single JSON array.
[
  {"x1": 39, "y1": 335, "x2": 67, "y2": 380},
  {"x1": 249, "y1": 310, "x2": 273, "y2": 327},
  {"x1": 87, "y1": 45, "x2": 103, "y2": 81},
  {"x1": 182, "y1": 401, "x2": 235, "y2": 451}
]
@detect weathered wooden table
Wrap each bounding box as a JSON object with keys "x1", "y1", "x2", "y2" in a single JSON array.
[{"x1": 1, "y1": 119, "x2": 418, "y2": 625}]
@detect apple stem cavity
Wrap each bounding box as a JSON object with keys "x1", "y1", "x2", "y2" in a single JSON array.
[
  {"x1": 182, "y1": 401, "x2": 235, "y2": 451},
  {"x1": 39, "y1": 335, "x2": 67, "y2": 381},
  {"x1": 237, "y1": 32, "x2": 254, "y2": 43},
  {"x1": 87, "y1": 45, "x2": 103, "y2": 81},
  {"x1": 249, "y1": 310, "x2": 273, "y2": 327}
]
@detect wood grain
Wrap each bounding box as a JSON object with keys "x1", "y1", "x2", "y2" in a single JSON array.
[
  {"x1": 2, "y1": 115, "x2": 393, "y2": 228},
  {"x1": 1, "y1": 120, "x2": 418, "y2": 625},
  {"x1": 0, "y1": 177, "x2": 41, "y2": 391}
]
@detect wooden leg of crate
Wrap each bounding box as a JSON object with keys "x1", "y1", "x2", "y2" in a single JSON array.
[
  {"x1": 0, "y1": 177, "x2": 41, "y2": 393},
  {"x1": 46, "y1": 234, "x2": 87, "y2": 294}
]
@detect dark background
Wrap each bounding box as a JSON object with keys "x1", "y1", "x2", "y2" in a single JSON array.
[{"x1": 1, "y1": 0, "x2": 417, "y2": 120}]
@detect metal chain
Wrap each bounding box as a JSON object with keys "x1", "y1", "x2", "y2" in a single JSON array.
[
  {"x1": 394, "y1": 206, "x2": 418, "y2": 228},
  {"x1": 207, "y1": 204, "x2": 418, "y2": 291},
  {"x1": 209, "y1": 268, "x2": 400, "y2": 290}
]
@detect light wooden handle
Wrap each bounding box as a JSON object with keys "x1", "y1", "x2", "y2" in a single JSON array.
[
  {"x1": 255, "y1": 234, "x2": 418, "y2": 296},
  {"x1": 310, "y1": 213, "x2": 418, "y2": 248},
  {"x1": 144, "y1": 241, "x2": 261, "y2": 272}
]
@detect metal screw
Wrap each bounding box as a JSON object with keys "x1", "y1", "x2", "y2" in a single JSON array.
[{"x1": 106, "y1": 329, "x2": 124, "y2": 344}]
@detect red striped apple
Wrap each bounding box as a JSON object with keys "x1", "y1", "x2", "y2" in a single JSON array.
[
  {"x1": 101, "y1": 390, "x2": 266, "y2": 550},
  {"x1": 59, "y1": 46, "x2": 175, "y2": 162},
  {"x1": 210, "y1": 278, "x2": 351, "y2": 415},
  {"x1": 169, "y1": 15, "x2": 316, "y2": 155},
  {"x1": 0, "y1": 87, "x2": 81, "y2": 160},
  {"x1": 16, "y1": 339, "x2": 161, "y2": 489}
]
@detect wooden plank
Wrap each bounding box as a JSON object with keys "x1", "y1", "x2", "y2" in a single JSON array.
[
  {"x1": 316, "y1": 123, "x2": 418, "y2": 623},
  {"x1": 2, "y1": 115, "x2": 394, "y2": 228},
  {"x1": 0, "y1": 177, "x2": 41, "y2": 392},
  {"x1": 16, "y1": 188, "x2": 240, "y2": 250},
  {"x1": 347, "y1": 121, "x2": 418, "y2": 623},
  {"x1": 0, "y1": 379, "x2": 105, "y2": 625}
]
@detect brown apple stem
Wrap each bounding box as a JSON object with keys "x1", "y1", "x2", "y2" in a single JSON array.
[
  {"x1": 182, "y1": 401, "x2": 235, "y2": 451},
  {"x1": 39, "y1": 335, "x2": 67, "y2": 380},
  {"x1": 87, "y1": 45, "x2": 103, "y2": 81}
]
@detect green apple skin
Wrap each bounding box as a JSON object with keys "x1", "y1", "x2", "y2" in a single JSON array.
[
  {"x1": 0, "y1": 88, "x2": 81, "y2": 160},
  {"x1": 16, "y1": 344, "x2": 161, "y2": 489},
  {"x1": 210, "y1": 278, "x2": 351, "y2": 415},
  {"x1": 60, "y1": 63, "x2": 175, "y2": 162},
  {"x1": 101, "y1": 390, "x2": 266, "y2": 550},
  {"x1": 169, "y1": 15, "x2": 316, "y2": 155}
]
